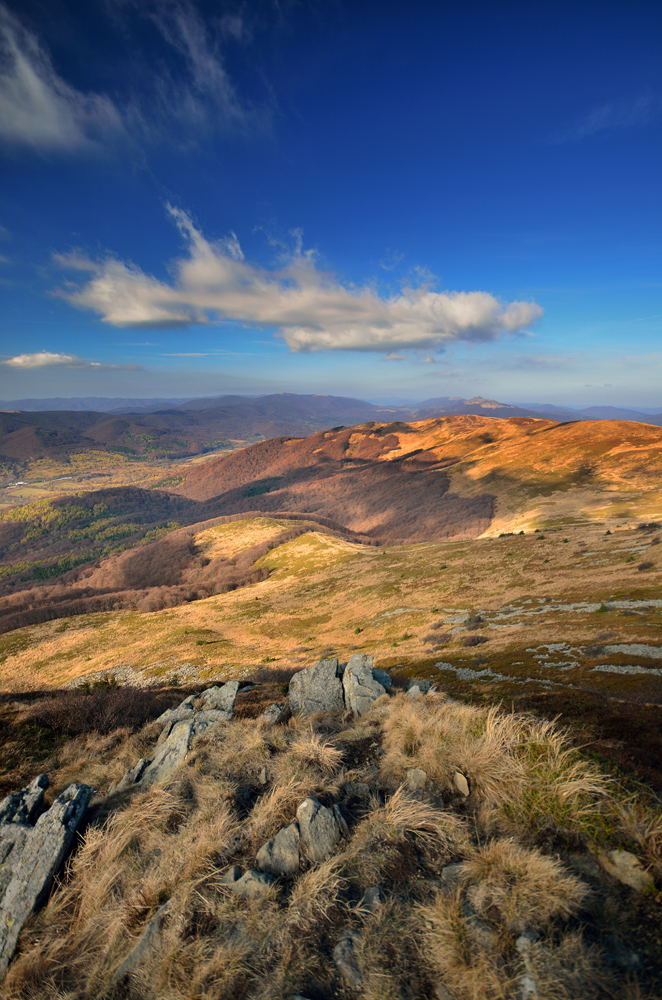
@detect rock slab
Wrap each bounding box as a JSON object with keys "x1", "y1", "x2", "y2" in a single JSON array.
[
  {"x1": 289, "y1": 659, "x2": 345, "y2": 715},
  {"x1": 342, "y1": 655, "x2": 386, "y2": 716},
  {"x1": 0, "y1": 781, "x2": 93, "y2": 978},
  {"x1": 297, "y1": 798, "x2": 347, "y2": 862}
]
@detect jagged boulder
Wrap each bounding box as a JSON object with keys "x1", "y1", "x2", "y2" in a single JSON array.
[
  {"x1": 297, "y1": 797, "x2": 348, "y2": 862},
  {"x1": 199, "y1": 681, "x2": 240, "y2": 715},
  {"x1": 155, "y1": 682, "x2": 240, "y2": 728},
  {"x1": 221, "y1": 868, "x2": 275, "y2": 899},
  {"x1": 342, "y1": 654, "x2": 386, "y2": 716},
  {"x1": 256, "y1": 822, "x2": 300, "y2": 876},
  {"x1": 0, "y1": 781, "x2": 93, "y2": 978},
  {"x1": 289, "y1": 658, "x2": 345, "y2": 715},
  {"x1": 117, "y1": 720, "x2": 194, "y2": 793}
]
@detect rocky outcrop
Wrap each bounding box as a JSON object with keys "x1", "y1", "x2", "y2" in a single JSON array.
[
  {"x1": 220, "y1": 867, "x2": 275, "y2": 899},
  {"x1": 289, "y1": 658, "x2": 345, "y2": 715},
  {"x1": 342, "y1": 655, "x2": 386, "y2": 716},
  {"x1": 156, "y1": 681, "x2": 240, "y2": 728},
  {"x1": 0, "y1": 779, "x2": 93, "y2": 979},
  {"x1": 289, "y1": 656, "x2": 401, "y2": 717}
]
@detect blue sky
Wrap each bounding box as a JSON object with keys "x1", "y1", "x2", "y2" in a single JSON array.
[{"x1": 0, "y1": 0, "x2": 661, "y2": 406}]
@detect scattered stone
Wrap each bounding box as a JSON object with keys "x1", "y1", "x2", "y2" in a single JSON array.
[
  {"x1": 258, "y1": 766, "x2": 268, "y2": 785},
  {"x1": 289, "y1": 658, "x2": 345, "y2": 715},
  {"x1": 229, "y1": 869, "x2": 275, "y2": 899},
  {"x1": 599, "y1": 849, "x2": 654, "y2": 892},
  {"x1": 343, "y1": 654, "x2": 386, "y2": 715},
  {"x1": 256, "y1": 823, "x2": 300, "y2": 877},
  {"x1": 259, "y1": 702, "x2": 287, "y2": 725},
  {"x1": 407, "y1": 678, "x2": 431, "y2": 694},
  {"x1": 360, "y1": 886, "x2": 382, "y2": 913},
  {"x1": 453, "y1": 772, "x2": 470, "y2": 797},
  {"x1": 405, "y1": 768, "x2": 429, "y2": 794},
  {"x1": 435, "y1": 985, "x2": 456, "y2": 1000},
  {"x1": 297, "y1": 798, "x2": 348, "y2": 862},
  {"x1": 407, "y1": 685, "x2": 422, "y2": 699},
  {"x1": 333, "y1": 927, "x2": 363, "y2": 990},
  {"x1": 461, "y1": 899, "x2": 498, "y2": 951},
  {"x1": 0, "y1": 782, "x2": 93, "y2": 979},
  {"x1": 111, "y1": 900, "x2": 172, "y2": 984},
  {"x1": 219, "y1": 865, "x2": 243, "y2": 885},
  {"x1": 519, "y1": 974, "x2": 538, "y2": 999},
  {"x1": 371, "y1": 667, "x2": 393, "y2": 689}
]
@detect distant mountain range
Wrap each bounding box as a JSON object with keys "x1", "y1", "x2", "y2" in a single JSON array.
[
  {"x1": 2, "y1": 392, "x2": 661, "y2": 425},
  {"x1": 1, "y1": 393, "x2": 662, "y2": 466}
]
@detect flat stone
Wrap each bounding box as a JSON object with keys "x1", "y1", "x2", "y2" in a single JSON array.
[
  {"x1": 256, "y1": 823, "x2": 300, "y2": 877},
  {"x1": 453, "y1": 772, "x2": 470, "y2": 797},
  {"x1": 297, "y1": 798, "x2": 347, "y2": 862},
  {"x1": 333, "y1": 927, "x2": 363, "y2": 990},
  {"x1": 0, "y1": 782, "x2": 93, "y2": 979},
  {"x1": 440, "y1": 863, "x2": 464, "y2": 892},
  {"x1": 342, "y1": 654, "x2": 385, "y2": 716},
  {"x1": 229, "y1": 869, "x2": 275, "y2": 899},
  {"x1": 600, "y1": 849, "x2": 654, "y2": 891},
  {"x1": 111, "y1": 900, "x2": 171, "y2": 984},
  {"x1": 191, "y1": 709, "x2": 231, "y2": 735},
  {"x1": 289, "y1": 659, "x2": 345, "y2": 715}
]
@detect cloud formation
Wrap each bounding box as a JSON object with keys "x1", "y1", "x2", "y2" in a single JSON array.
[
  {"x1": 2, "y1": 351, "x2": 140, "y2": 369},
  {"x1": 0, "y1": 5, "x2": 124, "y2": 151},
  {"x1": 56, "y1": 207, "x2": 543, "y2": 353},
  {"x1": 550, "y1": 94, "x2": 662, "y2": 143},
  {"x1": 0, "y1": 3, "x2": 266, "y2": 153}
]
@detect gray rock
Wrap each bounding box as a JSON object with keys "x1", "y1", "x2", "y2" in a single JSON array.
[
  {"x1": 0, "y1": 774, "x2": 48, "y2": 826},
  {"x1": 342, "y1": 654, "x2": 385, "y2": 716},
  {"x1": 519, "y1": 975, "x2": 538, "y2": 999},
  {"x1": 219, "y1": 865, "x2": 243, "y2": 885},
  {"x1": 111, "y1": 900, "x2": 171, "y2": 984},
  {"x1": 229, "y1": 869, "x2": 275, "y2": 899},
  {"x1": 200, "y1": 681, "x2": 240, "y2": 715},
  {"x1": 333, "y1": 927, "x2": 363, "y2": 990},
  {"x1": 191, "y1": 709, "x2": 231, "y2": 735},
  {"x1": 118, "y1": 721, "x2": 194, "y2": 793},
  {"x1": 371, "y1": 668, "x2": 393, "y2": 690},
  {"x1": 256, "y1": 823, "x2": 300, "y2": 877},
  {"x1": 297, "y1": 798, "x2": 347, "y2": 862},
  {"x1": 461, "y1": 898, "x2": 498, "y2": 951},
  {"x1": 405, "y1": 768, "x2": 429, "y2": 795},
  {"x1": 155, "y1": 695, "x2": 196, "y2": 726},
  {"x1": 0, "y1": 782, "x2": 93, "y2": 979},
  {"x1": 435, "y1": 985, "x2": 456, "y2": 1000},
  {"x1": 258, "y1": 766, "x2": 268, "y2": 785},
  {"x1": 259, "y1": 702, "x2": 287, "y2": 725},
  {"x1": 599, "y1": 849, "x2": 654, "y2": 891},
  {"x1": 361, "y1": 886, "x2": 382, "y2": 913},
  {"x1": 341, "y1": 781, "x2": 372, "y2": 804},
  {"x1": 289, "y1": 659, "x2": 345, "y2": 715},
  {"x1": 407, "y1": 678, "x2": 431, "y2": 694},
  {"x1": 407, "y1": 685, "x2": 422, "y2": 699}
]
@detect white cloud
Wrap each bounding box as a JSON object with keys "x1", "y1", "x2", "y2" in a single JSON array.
[
  {"x1": 2, "y1": 351, "x2": 140, "y2": 369},
  {"x1": 0, "y1": 4, "x2": 124, "y2": 151},
  {"x1": 56, "y1": 206, "x2": 543, "y2": 353},
  {"x1": 549, "y1": 94, "x2": 662, "y2": 143}
]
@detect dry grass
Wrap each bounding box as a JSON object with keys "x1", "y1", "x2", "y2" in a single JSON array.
[{"x1": 2, "y1": 692, "x2": 661, "y2": 999}]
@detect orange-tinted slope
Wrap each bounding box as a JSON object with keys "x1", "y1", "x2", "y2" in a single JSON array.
[{"x1": 174, "y1": 415, "x2": 662, "y2": 539}]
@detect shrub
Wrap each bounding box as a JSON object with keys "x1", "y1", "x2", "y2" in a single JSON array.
[
  {"x1": 462, "y1": 635, "x2": 489, "y2": 647},
  {"x1": 638, "y1": 561, "x2": 654, "y2": 571}
]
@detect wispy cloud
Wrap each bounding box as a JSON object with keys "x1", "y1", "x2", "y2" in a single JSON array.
[
  {"x1": 549, "y1": 93, "x2": 662, "y2": 144},
  {"x1": 1, "y1": 351, "x2": 141, "y2": 369},
  {"x1": 0, "y1": 2, "x2": 268, "y2": 154},
  {"x1": 0, "y1": 5, "x2": 125, "y2": 152},
  {"x1": 55, "y1": 205, "x2": 543, "y2": 353}
]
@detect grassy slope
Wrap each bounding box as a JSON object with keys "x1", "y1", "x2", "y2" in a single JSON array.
[{"x1": 2, "y1": 515, "x2": 661, "y2": 785}]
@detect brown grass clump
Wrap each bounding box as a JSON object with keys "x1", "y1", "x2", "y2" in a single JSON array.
[
  {"x1": 2, "y1": 691, "x2": 661, "y2": 999},
  {"x1": 458, "y1": 839, "x2": 588, "y2": 932}
]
